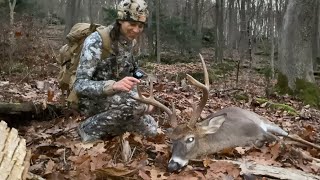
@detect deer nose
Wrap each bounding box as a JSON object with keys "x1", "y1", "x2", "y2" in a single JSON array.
[{"x1": 168, "y1": 160, "x2": 182, "y2": 172}]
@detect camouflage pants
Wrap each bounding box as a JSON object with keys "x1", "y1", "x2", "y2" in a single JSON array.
[{"x1": 77, "y1": 91, "x2": 158, "y2": 142}]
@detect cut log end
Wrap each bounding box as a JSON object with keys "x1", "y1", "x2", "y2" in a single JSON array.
[{"x1": 0, "y1": 120, "x2": 29, "y2": 180}]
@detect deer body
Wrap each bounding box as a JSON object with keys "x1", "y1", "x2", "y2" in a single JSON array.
[
  {"x1": 132, "y1": 54, "x2": 318, "y2": 172},
  {"x1": 168, "y1": 106, "x2": 288, "y2": 171}
]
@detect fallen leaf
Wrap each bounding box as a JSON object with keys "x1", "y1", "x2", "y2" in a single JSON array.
[
  {"x1": 154, "y1": 144, "x2": 168, "y2": 153},
  {"x1": 138, "y1": 170, "x2": 151, "y2": 180},
  {"x1": 88, "y1": 142, "x2": 107, "y2": 156},
  {"x1": 133, "y1": 134, "x2": 143, "y2": 145},
  {"x1": 44, "y1": 159, "x2": 55, "y2": 175},
  {"x1": 95, "y1": 166, "x2": 136, "y2": 177},
  {"x1": 270, "y1": 143, "x2": 281, "y2": 160}
]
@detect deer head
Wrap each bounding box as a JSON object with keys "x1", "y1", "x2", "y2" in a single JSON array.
[{"x1": 133, "y1": 54, "x2": 286, "y2": 172}]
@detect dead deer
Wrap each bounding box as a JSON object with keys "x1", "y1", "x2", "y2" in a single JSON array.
[{"x1": 132, "y1": 54, "x2": 320, "y2": 172}]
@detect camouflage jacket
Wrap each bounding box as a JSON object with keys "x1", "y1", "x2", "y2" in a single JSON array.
[{"x1": 73, "y1": 25, "x2": 140, "y2": 116}]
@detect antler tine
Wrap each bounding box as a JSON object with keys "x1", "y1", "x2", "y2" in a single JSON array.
[
  {"x1": 186, "y1": 53, "x2": 209, "y2": 127},
  {"x1": 132, "y1": 81, "x2": 178, "y2": 127}
]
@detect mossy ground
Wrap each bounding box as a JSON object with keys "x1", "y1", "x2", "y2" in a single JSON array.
[{"x1": 276, "y1": 73, "x2": 320, "y2": 108}]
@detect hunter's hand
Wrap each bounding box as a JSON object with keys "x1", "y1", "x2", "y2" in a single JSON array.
[{"x1": 112, "y1": 77, "x2": 140, "y2": 92}]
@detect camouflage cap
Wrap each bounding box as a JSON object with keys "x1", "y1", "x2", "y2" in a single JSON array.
[{"x1": 117, "y1": 0, "x2": 148, "y2": 23}]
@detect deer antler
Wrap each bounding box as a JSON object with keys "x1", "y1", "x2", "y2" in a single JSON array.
[
  {"x1": 132, "y1": 81, "x2": 178, "y2": 127},
  {"x1": 187, "y1": 54, "x2": 210, "y2": 127}
]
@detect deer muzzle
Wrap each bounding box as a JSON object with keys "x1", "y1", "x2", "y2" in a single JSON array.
[{"x1": 167, "y1": 157, "x2": 189, "y2": 172}]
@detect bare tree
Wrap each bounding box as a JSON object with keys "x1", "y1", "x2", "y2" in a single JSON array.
[
  {"x1": 279, "y1": 0, "x2": 317, "y2": 89},
  {"x1": 156, "y1": 0, "x2": 160, "y2": 63},
  {"x1": 227, "y1": 0, "x2": 237, "y2": 49},
  {"x1": 88, "y1": 0, "x2": 93, "y2": 23},
  {"x1": 215, "y1": 0, "x2": 224, "y2": 63},
  {"x1": 64, "y1": 0, "x2": 80, "y2": 38},
  {"x1": 269, "y1": 0, "x2": 275, "y2": 78},
  {"x1": 8, "y1": 0, "x2": 16, "y2": 74}
]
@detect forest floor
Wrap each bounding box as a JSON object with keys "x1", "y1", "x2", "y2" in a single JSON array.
[{"x1": 1, "y1": 19, "x2": 320, "y2": 179}]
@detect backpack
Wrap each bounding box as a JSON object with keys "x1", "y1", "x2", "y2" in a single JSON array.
[{"x1": 57, "y1": 23, "x2": 113, "y2": 104}]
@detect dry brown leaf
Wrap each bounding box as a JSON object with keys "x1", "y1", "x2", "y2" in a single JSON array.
[
  {"x1": 78, "y1": 158, "x2": 91, "y2": 175},
  {"x1": 203, "y1": 158, "x2": 211, "y2": 167},
  {"x1": 44, "y1": 159, "x2": 55, "y2": 175},
  {"x1": 138, "y1": 170, "x2": 151, "y2": 180},
  {"x1": 207, "y1": 161, "x2": 240, "y2": 178},
  {"x1": 29, "y1": 162, "x2": 44, "y2": 172},
  {"x1": 88, "y1": 142, "x2": 107, "y2": 157},
  {"x1": 68, "y1": 155, "x2": 90, "y2": 165},
  {"x1": 47, "y1": 88, "x2": 54, "y2": 102},
  {"x1": 154, "y1": 144, "x2": 168, "y2": 153},
  {"x1": 93, "y1": 153, "x2": 112, "y2": 170},
  {"x1": 71, "y1": 142, "x2": 94, "y2": 155},
  {"x1": 235, "y1": 147, "x2": 250, "y2": 155},
  {"x1": 133, "y1": 134, "x2": 143, "y2": 145},
  {"x1": 149, "y1": 169, "x2": 167, "y2": 180},
  {"x1": 122, "y1": 132, "x2": 131, "y2": 139},
  {"x1": 270, "y1": 143, "x2": 281, "y2": 160},
  {"x1": 95, "y1": 166, "x2": 136, "y2": 177}
]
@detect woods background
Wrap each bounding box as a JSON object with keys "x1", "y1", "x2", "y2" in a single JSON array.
[
  {"x1": 0, "y1": 0, "x2": 320, "y2": 179},
  {"x1": 1, "y1": 0, "x2": 320, "y2": 107}
]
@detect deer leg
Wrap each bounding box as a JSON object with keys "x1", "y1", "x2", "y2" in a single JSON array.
[{"x1": 253, "y1": 132, "x2": 278, "y2": 148}]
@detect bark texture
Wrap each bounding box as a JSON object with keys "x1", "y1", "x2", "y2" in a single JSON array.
[{"x1": 279, "y1": 0, "x2": 316, "y2": 89}]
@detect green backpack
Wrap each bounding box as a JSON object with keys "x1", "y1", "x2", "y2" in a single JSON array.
[{"x1": 57, "y1": 23, "x2": 113, "y2": 104}]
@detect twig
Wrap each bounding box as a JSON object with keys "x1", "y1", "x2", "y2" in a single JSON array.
[
  {"x1": 45, "y1": 38, "x2": 58, "y2": 61},
  {"x1": 291, "y1": 148, "x2": 320, "y2": 163},
  {"x1": 129, "y1": 146, "x2": 136, "y2": 162},
  {"x1": 17, "y1": 68, "x2": 34, "y2": 84},
  {"x1": 27, "y1": 172, "x2": 46, "y2": 180},
  {"x1": 211, "y1": 88, "x2": 244, "y2": 94},
  {"x1": 287, "y1": 134, "x2": 320, "y2": 151},
  {"x1": 63, "y1": 148, "x2": 67, "y2": 164}
]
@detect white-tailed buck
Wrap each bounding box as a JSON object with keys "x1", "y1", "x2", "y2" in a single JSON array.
[{"x1": 133, "y1": 54, "x2": 320, "y2": 172}]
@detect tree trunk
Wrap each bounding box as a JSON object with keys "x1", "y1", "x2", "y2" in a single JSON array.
[
  {"x1": 279, "y1": 0, "x2": 316, "y2": 89},
  {"x1": 88, "y1": 0, "x2": 93, "y2": 23},
  {"x1": 215, "y1": 0, "x2": 224, "y2": 63},
  {"x1": 64, "y1": 0, "x2": 78, "y2": 39},
  {"x1": 8, "y1": 0, "x2": 16, "y2": 75},
  {"x1": 227, "y1": 0, "x2": 237, "y2": 49},
  {"x1": 146, "y1": 0, "x2": 154, "y2": 56},
  {"x1": 312, "y1": 0, "x2": 320, "y2": 70},
  {"x1": 269, "y1": 0, "x2": 275, "y2": 78},
  {"x1": 238, "y1": 0, "x2": 247, "y2": 56},
  {"x1": 156, "y1": 0, "x2": 160, "y2": 63}
]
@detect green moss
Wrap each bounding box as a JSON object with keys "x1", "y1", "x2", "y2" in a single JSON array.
[
  {"x1": 255, "y1": 98, "x2": 298, "y2": 116},
  {"x1": 275, "y1": 73, "x2": 320, "y2": 108},
  {"x1": 188, "y1": 68, "x2": 218, "y2": 84},
  {"x1": 213, "y1": 62, "x2": 235, "y2": 75},
  {"x1": 295, "y1": 79, "x2": 320, "y2": 108},
  {"x1": 234, "y1": 93, "x2": 249, "y2": 101},
  {"x1": 275, "y1": 73, "x2": 293, "y2": 95}
]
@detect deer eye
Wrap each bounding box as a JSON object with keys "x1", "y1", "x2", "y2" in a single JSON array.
[{"x1": 186, "y1": 137, "x2": 194, "y2": 143}]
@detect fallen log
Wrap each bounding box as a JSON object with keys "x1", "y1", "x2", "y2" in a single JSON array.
[
  {"x1": 0, "y1": 120, "x2": 30, "y2": 180},
  {"x1": 0, "y1": 102, "x2": 63, "y2": 124},
  {"x1": 214, "y1": 159, "x2": 320, "y2": 180},
  {"x1": 0, "y1": 102, "x2": 42, "y2": 114}
]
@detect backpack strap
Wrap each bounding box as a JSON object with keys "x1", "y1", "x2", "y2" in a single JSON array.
[{"x1": 96, "y1": 26, "x2": 114, "y2": 56}]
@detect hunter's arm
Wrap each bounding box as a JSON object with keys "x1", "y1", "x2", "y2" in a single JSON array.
[{"x1": 73, "y1": 32, "x2": 115, "y2": 96}]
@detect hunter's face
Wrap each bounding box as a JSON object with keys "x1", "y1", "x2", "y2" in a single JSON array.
[{"x1": 119, "y1": 21, "x2": 144, "y2": 40}]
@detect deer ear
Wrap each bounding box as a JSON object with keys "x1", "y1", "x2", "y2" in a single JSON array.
[{"x1": 199, "y1": 114, "x2": 226, "y2": 134}]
